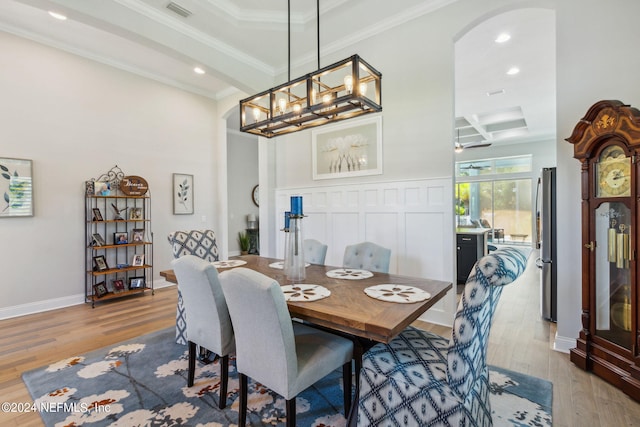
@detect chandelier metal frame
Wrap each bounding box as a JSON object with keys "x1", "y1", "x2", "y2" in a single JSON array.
[{"x1": 239, "y1": 1, "x2": 382, "y2": 138}]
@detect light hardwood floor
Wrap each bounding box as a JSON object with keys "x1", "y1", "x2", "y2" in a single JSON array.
[{"x1": 2, "y1": 256, "x2": 640, "y2": 426}]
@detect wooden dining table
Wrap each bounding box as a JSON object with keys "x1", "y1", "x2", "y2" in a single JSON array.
[
  {"x1": 160, "y1": 254, "x2": 452, "y2": 344},
  {"x1": 161, "y1": 255, "x2": 452, "y2": 425}
]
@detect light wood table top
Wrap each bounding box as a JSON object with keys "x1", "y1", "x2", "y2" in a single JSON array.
[{"x1": 160, "y1": 255, "x2": 452, "y2": 344}]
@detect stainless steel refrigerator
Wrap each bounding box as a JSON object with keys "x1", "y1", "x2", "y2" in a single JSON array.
[{"x1": 536, "y1": 167, "x2": 557, "y2": 322}]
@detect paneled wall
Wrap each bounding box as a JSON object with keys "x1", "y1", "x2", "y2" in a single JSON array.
[{"x1": 275, "y1": 178, "x2": 456, "y2": 326}]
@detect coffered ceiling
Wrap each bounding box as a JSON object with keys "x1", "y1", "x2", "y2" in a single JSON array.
[{"x1": 0, "y1": 0, "x2": 555, "y2": 146}]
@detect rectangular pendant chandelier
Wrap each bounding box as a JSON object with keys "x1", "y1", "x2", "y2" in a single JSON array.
[{"x1": 239, "y1": 54, "x2": 382, "y2": 138}]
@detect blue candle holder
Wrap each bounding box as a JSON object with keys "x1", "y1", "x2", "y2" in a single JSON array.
[{"x1": 290, "y1": 196, "x2": 303, "y2": 217}]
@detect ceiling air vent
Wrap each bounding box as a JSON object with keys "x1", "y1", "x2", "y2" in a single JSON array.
[{"x1": 166, "y1": 2, "x2": 192, "y2": 18}]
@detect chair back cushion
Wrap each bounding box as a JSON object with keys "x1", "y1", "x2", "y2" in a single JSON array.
[
  {"x1": 171, "y1": 255, "x2": 234, "y2": 356},
  {"x1": 343, "y1": 241, "x2": 391, "y2": 273},
  {"x1": 303, "y1": 239, "x2": 328, "y2": 265},
  {"x1": 219, "y1": 268, "x2": 297, "y2": 396},
  {"x1": 447, "y1": 247, "x2": 529, "y2": 398},
  {"x1": 168, "y1": 230, "x2": 219, "y2": 261}
]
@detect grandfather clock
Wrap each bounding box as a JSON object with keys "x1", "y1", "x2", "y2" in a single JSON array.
[{"x1": 566, "y1": 100, "x2": 640, "y2": 401}]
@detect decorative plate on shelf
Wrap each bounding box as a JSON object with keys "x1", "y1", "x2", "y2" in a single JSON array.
[
  {"x1": 269, "y1": 261, "x2": 311, "y2": 269},
  {"x1": 212, "y1": 260, "x2": 247, "y2": 269},
  {"x1": 325, "y1": 268, "x2": 373, "y2": 280},
  {"x1": 364, "y1": 284, "x2": 431, "y2": 303},
  {"x1": 281, "y1": 284, "x2": 330, "y2": 302}
]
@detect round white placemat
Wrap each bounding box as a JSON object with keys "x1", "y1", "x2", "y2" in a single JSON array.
[
  {"x1": 325, "y1": 268, "x2": 373, "y2": 280},
  {"x1": 364, "y1": 284, "x2": 431, "y2": 303},
  {"x1": 281, "y1": 284, "x2": 330, "y2": 302},
  {"x1": 268, "y1": 261, "x2": 310, "y2": 269},
  {"x1": 212, "y1": 260, "x2": 247, "y2": 269}
]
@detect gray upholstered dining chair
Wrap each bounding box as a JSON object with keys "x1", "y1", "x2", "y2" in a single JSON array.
[
  {"x1": 219, "y1": 267, "x2": 353, "y2": 427},
  {"x1": 303, "y1": 238, "x2": 328, "y2": 265},
  {"x1": 171, "y1": 255, "x2": 235, "y2": 409},
  {"x1": 343, "y1": 241, "x2": 391, "y2": 273}
]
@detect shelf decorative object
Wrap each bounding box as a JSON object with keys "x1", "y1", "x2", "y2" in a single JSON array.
[
  {"x1": 565, "y1": 100, "x2": 640, "y2": 401},
  {"x1": 85, "y1": 165, "x2": 153, "y2": 307}
]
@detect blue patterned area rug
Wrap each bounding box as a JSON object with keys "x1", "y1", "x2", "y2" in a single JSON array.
[{"x1": 22, "y1": 328, "x2": 552, "y2": 426}]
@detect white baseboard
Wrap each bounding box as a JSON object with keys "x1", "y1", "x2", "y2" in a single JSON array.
[
  {"x1": 553, "y1": 331, "x2": 575, "y2": 353},
  {"x1": 0, "y1": 293, "x2": 85, "y2": 320},
  {"x1": 0, "y1": 279, "x2": 176, "y2": 321},
  {"x1": 418, "y1": 309, "x2": 454, "y2": 328}
]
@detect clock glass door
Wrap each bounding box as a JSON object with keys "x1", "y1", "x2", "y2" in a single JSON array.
[{"x1": 594, "y1": 202, "x2": 631, "y2": 349}]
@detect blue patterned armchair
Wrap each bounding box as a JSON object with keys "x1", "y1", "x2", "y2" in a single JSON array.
[
  {"x1": 357, "y1": 247, "x2": 529, "y2": 426},
  {"x1": 167, "y1": 230, "x2": 220, "y2": 345}
]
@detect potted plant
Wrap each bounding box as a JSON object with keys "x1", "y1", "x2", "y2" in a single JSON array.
[{"x1": 238, "y1": 231, "x2": 250, "y2": 255}]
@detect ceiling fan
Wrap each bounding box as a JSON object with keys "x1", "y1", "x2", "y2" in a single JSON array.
[
  {"x1": 460, "y1": 163, "x2": 490, "y2": 170},
  {"x1": 454, "y1": 129, "x2": 492, "y2": 152}
]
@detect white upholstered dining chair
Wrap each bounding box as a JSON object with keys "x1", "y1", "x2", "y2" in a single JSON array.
[
  {"x1": 219, "y1": 267, "x2": 354, "y2": 427},
  {"x1": 171, "y1": 255, "x2": 235, "y2": 409},
  {"x1": 303, "y1": 238, "x2": 328, "y2": 265},
  {"x1": 343, "y1": 241, "x2": 391, "y2": 273}
]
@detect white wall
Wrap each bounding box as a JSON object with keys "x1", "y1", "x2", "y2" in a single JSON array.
[
  {"x1": 0, "y1": 31, "x2": 220, "y2": 317},
  {"x1": 226, "y1": 127, "x2": 258, "y2": 254},
  {"x1": 555, "y1": 0, "x2": 640, "y2": 351}
]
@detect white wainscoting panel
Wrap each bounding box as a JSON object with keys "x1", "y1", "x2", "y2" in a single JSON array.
[{"x1": 275, "y1": 178, "x2": 455, "y2": 327}]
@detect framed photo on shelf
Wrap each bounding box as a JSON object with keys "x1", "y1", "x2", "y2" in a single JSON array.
[
  {"x1": 93, "y1": 281, "x2": 108, "y2": 298},
  {"x1": 92, "y1": 208, "x2": 104, "y2": 222},
  {"x1": 129, "y1": 276, "x2": 145, "y2": 289},
  {"x1": 85, "y1": 180, "x2": 95, "y2": 196},
  {"x1": 173, "y1": 173, "x2": 194, "y2": 215},
  {"x1": 114, "y1": 232, "x2": 128, "y2": 244},
  {"x1": 92, "y1": 233, "x2": 106, "y2": 246},
  {"x1": 0, "y1": 157, "x2": 33, "y2": 218},
  {"x1": 112, "y1": 279, "x2": 125, "y2": 292},
  {"x1": 93, "y1": 255, "x2": 109, "y2": 272},
  {"x1": 131, "y1": 228, "x2": 144, "y2": 243},
  {"x1": 311, "y1": 115, "x2": 383, "y2": 180},
  {"x1": 94, "y1": 181, "x2": 111, "y2": 196},
  {"x1": 129, "y1": 207, "x2": 143, "y2": 220},
  {"x1": 132, "y1": 254, "x2": 145, "y2": 267}
]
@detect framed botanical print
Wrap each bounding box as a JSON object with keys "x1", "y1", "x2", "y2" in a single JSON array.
[
  {"x1": 0, "y1": 157, "x2": 33, "y2": 217},
  {"x1": 173, "y1": 173, "x2": 194, "y2": 214}
]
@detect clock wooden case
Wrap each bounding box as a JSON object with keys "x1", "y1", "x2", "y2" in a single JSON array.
[{"x1": 566, "y1": 100, "x2": 640, "y2": 401}]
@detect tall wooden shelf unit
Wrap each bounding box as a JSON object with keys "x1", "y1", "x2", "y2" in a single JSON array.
[
  {"x1": 566, "y1": 100, "x2": 640, "y2": 401},
  {"x1": 85, "y1": 166, "x2": 153, "y2": 307}
]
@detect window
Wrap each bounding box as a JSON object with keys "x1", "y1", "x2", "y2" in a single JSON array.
[{"x1": 456, "y1": 155, "x2": 533, "y2": 244}]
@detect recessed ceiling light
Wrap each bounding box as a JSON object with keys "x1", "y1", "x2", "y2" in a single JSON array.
[
  {"x1": 193, "y1": 67, "x2": 205, "y2": 75},
  {"x1": 48, "y1": 11, "x2": 67, "y2": 20},
  {"x1": 506, "y1": 67, "x2": 520, "y2": 76},
  {"x1": 495, "y1": 33, "x2": 511, "y2": 43},
  {"x1": 487, "y1": 89, "x2": 506, "y2": 96}
]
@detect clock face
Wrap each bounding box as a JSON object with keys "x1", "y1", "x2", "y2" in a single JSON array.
[
  {"x1": 597, "y1": 145, "x2": 631, "y2": 198},
  {"x1": 252, "y1": 185, "x2": 259, "y2": 207}
]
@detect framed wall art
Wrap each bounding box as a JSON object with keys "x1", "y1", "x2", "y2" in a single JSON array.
[
  {"x1": 312, "y1": 116, "x2": 383, "y2": 180},
  {"x1": 173, "y1": 173, "x2": 194, "y2": 215},
  {"x1": 0, "y1": 157, "x2": 33, "y2": 217}
]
